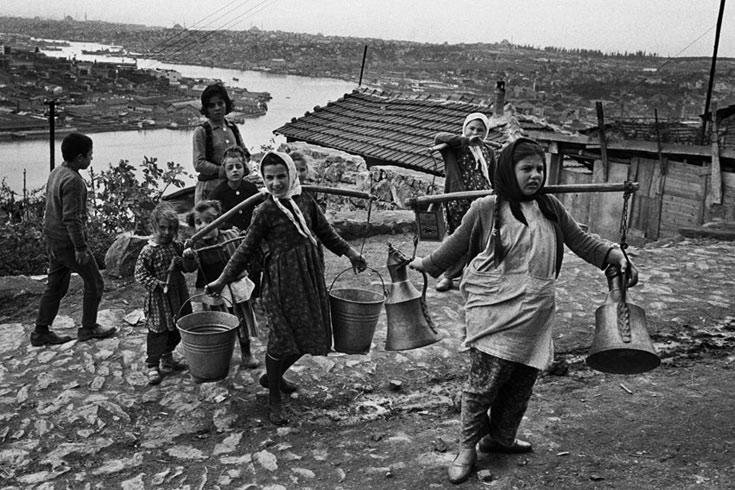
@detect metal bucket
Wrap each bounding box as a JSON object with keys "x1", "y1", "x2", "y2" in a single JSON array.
[
  {"x1": 176, "y1": 310, "x2": 239, "y2": 382},
  {"x1": 329, "y1": 268, "x2": 386, "y2": 354}
]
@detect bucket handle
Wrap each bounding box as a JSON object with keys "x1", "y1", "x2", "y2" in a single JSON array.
[
  {"x1": 177, "y1": 291, "x2": 233, "y2": 319},
  {"x1": 329, "y1": 267, "x2": 387, "y2": 298}
]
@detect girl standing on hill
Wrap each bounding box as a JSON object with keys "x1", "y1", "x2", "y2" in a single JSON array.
[
  {"x1": 193, "y1": 83, "x2": 250, "y2": 203},
  {"x1": 206, "y1": 151, "x2": 367, "y2": 425},
  {"x1": 410, "y1": 138, "x2": 638, "y2": 484},
  {"x1": 134, "y1": 202, "x2": 197, "y2": 385},
  {"x1": 433, "y1": 112, "x2": 496, "y2": 292}
]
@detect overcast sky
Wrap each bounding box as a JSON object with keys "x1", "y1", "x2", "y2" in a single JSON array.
[{"x1": 4, "y1": 0, "x2": 734, "y2": 58}]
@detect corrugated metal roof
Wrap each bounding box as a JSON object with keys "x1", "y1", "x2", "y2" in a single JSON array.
[{"x1": 274, "y1": 87, "x2": 562, "y2": 176}]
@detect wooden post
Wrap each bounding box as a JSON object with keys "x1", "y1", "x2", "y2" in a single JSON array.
[
  {"x1": 653, "y1": 109, "x2": 668, "y2": 239},
  {"x1": 547, "y1": 142, "x2": 562, "y2": 185},
  {"x1": 710, "y1": 103, "x2": 723, "y2": 205},
  {"x1": 596, "y1": 101, "x2": 609, "y2": 181},
  {"x1": 699, "y1": 0, "x2": 727, "y2": 143},
  {"x1": 358, "y1": 45, "x2": 368, "y2": 87}
]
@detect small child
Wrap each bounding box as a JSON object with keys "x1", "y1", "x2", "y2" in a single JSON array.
[
  {"x1": 206, "y1": 151, "x2": 367, "y2": 425},
  {"x1": 134, "y1": 202, "x2": 197, "y2": 385},
  {"x1": 291, "y1": 150, "x2": 327, "y2": 211},
  {"x1": 186, "y1": 200, "x2": 260, "y2": 369},
  {"x1": 211, "y1": 146, "x2": 260, "y2": 232},
  {"x1": 410, "y1": 138, "x2": 639, "y2": 484}
]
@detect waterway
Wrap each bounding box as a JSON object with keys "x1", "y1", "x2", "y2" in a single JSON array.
[{"x1": 0, "y1": 40, "x2": 356, "y2": 194}]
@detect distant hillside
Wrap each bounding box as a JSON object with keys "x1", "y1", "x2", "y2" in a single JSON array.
[{"x1": 2, "y1": 16, "x2": 735, "y2": 126}]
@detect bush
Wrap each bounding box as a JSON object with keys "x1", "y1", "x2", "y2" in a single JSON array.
[
  {"x1": 91, "y1": 156, "x2": 190, "y2": 235},
  {"x1": 0, "y1": 158, "x2": 190, "y2": 276}
]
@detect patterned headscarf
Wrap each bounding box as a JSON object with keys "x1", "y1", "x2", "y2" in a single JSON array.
[
  {"x1": 463, "y1": 112, "x2": 491, "y2": 184},
  {"x1": 259, "y1": 151, "x2": 317, "y2": 245},
  {"x1": 492, "y1": 137, "x2": 564, "y2": 275}
]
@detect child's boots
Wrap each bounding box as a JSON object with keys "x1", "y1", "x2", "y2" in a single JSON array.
[{"x1": 160, "y1": 353, "x2": 188, "y2": 375}]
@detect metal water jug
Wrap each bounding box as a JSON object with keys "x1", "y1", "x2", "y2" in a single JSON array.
[
  {"x1": 384, "y1": 243, "x2": 441, "y2": 351},
  {"x1": 586, "y1": 265, "x2": 660, "y2": 374}
]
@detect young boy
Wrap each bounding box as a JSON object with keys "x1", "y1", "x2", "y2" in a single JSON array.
[
  {"x1": 210, "y1": 146, "x2": 260, "y2": 231},
  {"x1": 31, "y1": 132, "x2": 116, "y2": 346}
]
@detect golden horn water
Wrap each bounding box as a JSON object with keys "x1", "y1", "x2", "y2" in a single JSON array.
[
  {"x1": 383, "y1": 243, "x2": 441, "y2": 351},
  {"x1": 586, "y1": 265, "x2": 660, "y2": 374}
]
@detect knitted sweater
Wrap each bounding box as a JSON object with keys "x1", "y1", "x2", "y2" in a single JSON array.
[
  {"x1": 420, "y1": 195, "x2": 614, "y2": 277},
  {"x1": 42, "y1": 163, "x2": 88, "y2": 250}
]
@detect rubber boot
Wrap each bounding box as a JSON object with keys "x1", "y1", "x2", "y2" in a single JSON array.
[{"x1": 266, "y1": 354, "x2": 287, "y2": 425}]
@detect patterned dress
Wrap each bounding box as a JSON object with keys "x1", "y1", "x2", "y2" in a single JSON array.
[
  {"x1": 221, "y1": 193, "x2": 352, "y2": 357},
  {"x1": 134, "y1": 241, "x2": 193, "y2": 333},
  {"x1": 444, "y1": 145, "x2": 494, "y2": 233}
]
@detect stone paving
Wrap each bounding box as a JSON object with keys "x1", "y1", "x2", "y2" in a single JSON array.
[{"x1": 0, "y1": 236, "x2": 734, "y2": 489}]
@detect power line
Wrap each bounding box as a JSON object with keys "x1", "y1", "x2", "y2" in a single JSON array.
[
  {"x1": 150, "y1": 0, "x2": 258, "y2": 56},
  {"x1": 162, "y1": 0, "x2": 280, "y2": 60}
]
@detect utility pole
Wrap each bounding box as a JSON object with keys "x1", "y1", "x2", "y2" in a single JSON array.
[
  {"x1": 358, "y1": 45, "x2": 368, "y2": 87},
  {"x1": 699, "y1": 0, "x2": 727, "y2": 144},
  {"x1": 44, "y1": 98, "x2": 57, "y2": 171}
]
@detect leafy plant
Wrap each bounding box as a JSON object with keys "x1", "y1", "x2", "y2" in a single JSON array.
[
  {"x1": 91, "y1": 156, "x2": 190, "y2": 235},
  {"x1": 0, "y1": 157, "x2": 190, "y2": 275}
]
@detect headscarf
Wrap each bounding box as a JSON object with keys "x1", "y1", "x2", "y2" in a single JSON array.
[
  {"x1": 462, "y1": 112, "x2": 491, "y2": 184},
  {"x1": 492, "y1": 137, "x2": 564, "y2": 275},
  {"x1": 259, "y1": 151, "x2": 317, "y2": 246}
]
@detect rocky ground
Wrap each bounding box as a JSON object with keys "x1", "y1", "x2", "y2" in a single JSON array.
[{"x1": 1, "y1": 232, "x2": 734, "y2": 489}]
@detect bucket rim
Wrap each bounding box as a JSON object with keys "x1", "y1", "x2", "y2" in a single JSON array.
[{"x1": 329, "y1": 287, "x2": 385, "y2": 305}]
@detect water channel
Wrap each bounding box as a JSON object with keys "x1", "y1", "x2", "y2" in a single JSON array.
[{"x1": 0, "y1": 40, "x2": 356, "y2": 194}]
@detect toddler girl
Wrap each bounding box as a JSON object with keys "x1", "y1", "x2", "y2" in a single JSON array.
[{"x1": 134, "y1": 202, "x2": 197, "y2": 385}]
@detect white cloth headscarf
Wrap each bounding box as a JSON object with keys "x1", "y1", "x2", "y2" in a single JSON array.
[
  {"x1": 462, "y1": 112, "x2": 491, "y2": 184},
  {"x1": 260, "y1": 151, "x2": 318, "y2": 245}
]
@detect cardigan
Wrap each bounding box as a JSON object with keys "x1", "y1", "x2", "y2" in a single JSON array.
[{"x1": 420, "y1": 195, "x2": 614, "y2": 278}]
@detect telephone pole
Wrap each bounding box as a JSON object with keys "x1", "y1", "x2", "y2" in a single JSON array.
[{"x1": 44, "y1": 98, "x2": 57, "y2": 171}]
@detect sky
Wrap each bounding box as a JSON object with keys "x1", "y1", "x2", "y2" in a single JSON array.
[{"x1": 4, "y1": 0, "x2": 735, "y2": 58}]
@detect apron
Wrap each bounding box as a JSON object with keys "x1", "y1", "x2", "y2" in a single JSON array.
[{"x1": 459, "y1": 201, "x2": 558, "y2": 370}]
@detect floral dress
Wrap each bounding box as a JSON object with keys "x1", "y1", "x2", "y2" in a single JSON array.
[
  {"x1": 221, "y1": 193, "x2": 352, "y2": 357},
  {"x1": 444, "y1": 144, "x2": 495, "y2": 233},
  {"x1": 134, "y1": 241, "x2": 193, "y2": 333}
]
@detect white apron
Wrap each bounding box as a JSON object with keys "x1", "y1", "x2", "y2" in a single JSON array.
[{"x1": 459, "y1": 201, "x2": 558, "y2": 370}]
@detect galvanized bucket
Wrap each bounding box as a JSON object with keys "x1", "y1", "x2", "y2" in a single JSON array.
[
  {"x1": 329, "y1": 267, "x2": 386, "y2": 355},
  {"x1": 176, "y1": 295, "x2": 239, "y2": 382}
]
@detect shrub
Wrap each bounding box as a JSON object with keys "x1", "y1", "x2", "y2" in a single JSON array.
[
  {"x1": 0, "y1": 158, "x2": 190, "y2": 275},
  {"x1": 91, "y1": 156, "x2": 190, "y2": 235}
]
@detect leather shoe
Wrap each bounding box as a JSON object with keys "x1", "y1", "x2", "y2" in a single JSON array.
[
  {"x1": 30, "y1": 330, "x2": 73, "y2": 346},
  {"x1": 447, "y1": 448, "x2": 476, "y2": 484},
  {"x1": 435, "y1": 277, "x2": 453, "y2": 292},
  {"x1": 77, "y1": 324, "x2": 117, "y2": 341},
  {"x1": 478, "y1": 436, "x2": 533, "y2": 454}
]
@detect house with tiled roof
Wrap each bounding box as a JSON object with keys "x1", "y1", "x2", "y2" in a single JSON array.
[
  {"x1": 274, "y1": 86, "x2": 561, "y2": 177},
  {"x1": 274, "y1": 86, "x2": 734, "y2": 242}
]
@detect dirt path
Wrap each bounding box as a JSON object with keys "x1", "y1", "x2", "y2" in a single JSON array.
[{"x1": 1, "y1": 234, "x2": 734, "y2": 489}]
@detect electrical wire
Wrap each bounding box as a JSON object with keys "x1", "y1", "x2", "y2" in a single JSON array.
[
  {"x1": 150, "y1": 0, "x2": 259, "y2": 56},
  {"x1": 156, "y1": 0, "x2": 280, "y2": 59},
  {"x1": 149, "y1": 0, "x2": 247, "y2": 55}
]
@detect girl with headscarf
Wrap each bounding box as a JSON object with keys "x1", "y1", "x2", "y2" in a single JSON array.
[
  {"x1": 206, "y1": 151, "x2": 367, "y2": 425},
  {"x1": 410, "y1": 138, "x2": 638, "y2": 484},
  {"x1": 433, "y1": 112, "x2": 497, "y2": 292}
]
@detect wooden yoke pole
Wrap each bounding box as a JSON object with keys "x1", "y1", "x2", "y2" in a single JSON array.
[
  {"x1": 188, "y1": 185, "x2": 377, "y2": 243},
  {"x1": 405, "y1": 182, "x2": 639, "y2": 208}
]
